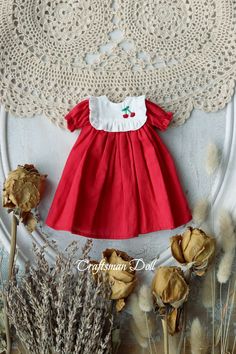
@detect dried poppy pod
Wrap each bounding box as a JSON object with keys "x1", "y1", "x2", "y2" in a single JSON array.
[{"x1": 171, "y1": 227, "x2": 216, "y2": 276}]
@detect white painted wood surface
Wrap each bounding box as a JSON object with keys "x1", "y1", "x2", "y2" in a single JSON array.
[{"x1": 1, "y1": 94, "x2": 236, "y2": 268}]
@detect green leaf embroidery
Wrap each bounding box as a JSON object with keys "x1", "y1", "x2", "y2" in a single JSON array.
[{"x1": 122, "y1": 106, "x2": 130, "y2": 113}]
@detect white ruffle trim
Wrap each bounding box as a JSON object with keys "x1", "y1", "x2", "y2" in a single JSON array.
[{"x1": 89, "y1": 95, "x2": 147, "y2": 132}]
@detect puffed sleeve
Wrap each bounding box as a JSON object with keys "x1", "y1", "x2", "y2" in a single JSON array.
[
  {"x1": 65, "y1": 99, "x2": 90, "y2": 132},
  {"x1": 145, "y1": 99, "x2": 173, "y2": 131}
]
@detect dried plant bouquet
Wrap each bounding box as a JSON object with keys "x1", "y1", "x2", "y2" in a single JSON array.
[{"x1": 4, "y1": 240, "x2": 113, "y2": 354}]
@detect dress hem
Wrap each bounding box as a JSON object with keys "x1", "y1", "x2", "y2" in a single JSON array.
[{"x1": 46, "y1": 215, "x2": 192, "y2": 240}]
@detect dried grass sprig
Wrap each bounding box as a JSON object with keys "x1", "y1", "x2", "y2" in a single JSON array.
[
  {"x1": 130, "y1": 320, "x2": 148, "y2": 349},
  {"x1": 205, "y1": 143, "x2": 220, "y2": 175},
  {"x1": 138, "y1": 284, "x2": 153, "y2": 312},
  {"x1": 202, "y1": 266, "x2": 216, "y2": 353},
  {"x1": 190, "y1": 318, "x2": 208, "y2": 354},
  {"x1": 217, "y1": 210, "x2": 236, "y2": 284},
  {"x1": 130, "y1": 293, "x2": 154, "y2": 338},
  {"x1": 201, "y1": 268, "x2": 215, "y2": 309},
  {"x1": 217, "y1": 251, "x2": 235, "y2": 284},
  {"x1": 5, "y1": 240, "x2": 113, "y2": 354},
  {"x1": 215, "y1": 279, "x2": 236, "y2": 353},
  {"x1": 192, "y1": 199, "x2": 209, "y2": 226},
  {"x1": 218, "y1": 210, "x2": 236, "y2": 253},
  {"x1": 130, "y1": 293, "x2": 156, "y2": 354}
]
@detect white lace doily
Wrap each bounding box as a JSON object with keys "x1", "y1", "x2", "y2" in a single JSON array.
[{"x1": 0, "y1": 0, "x2": 236, "y2": 127}]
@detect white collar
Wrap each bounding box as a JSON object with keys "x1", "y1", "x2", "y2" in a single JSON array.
[{"x1": 89, "y1": 95, "x2": 147, "y2": 132}]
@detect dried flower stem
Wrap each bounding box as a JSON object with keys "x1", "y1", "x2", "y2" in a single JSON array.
[
  {"x1": 177, "y1": 308, "x2": 186, "y2": 354},
  {"x1": 144, "y1": 311, "x2": 155, "y2": 354},
  {"x1": 219, "y1": 279, "x2": 236, "y2": 354},
  {"x1": 220, "y1": 283, "x2": 223, "y2": 352},
  {"x1": 215, "y1": 284, "x2": 228, "y2": 350},
  {"x1": 8, "y1": 214, "x2": 17, "y2": 279},
  {"x1": 161, "y1": 316, "x2": 169, "y2": 354},
  {"x1": 232, "y1": 335, "x2": 236, "y2": 354},
  {"x1": 183, "y1": 337, "x2": 186, "y2": 354},
  {"x1": 211, "y1": 268, "x2": 216, "y2": 354},
  {"x1": 222, "y1": 281, "x2": 231, "y2": 352}
]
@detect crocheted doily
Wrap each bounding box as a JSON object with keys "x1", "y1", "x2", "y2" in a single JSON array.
[{"x1": 0, "y1": 0, "x2": 236, "y2": 127}]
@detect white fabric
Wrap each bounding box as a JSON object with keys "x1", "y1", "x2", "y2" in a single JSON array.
[{"x1": 89, "y1": 96, "x2": 147, "y2": 132}]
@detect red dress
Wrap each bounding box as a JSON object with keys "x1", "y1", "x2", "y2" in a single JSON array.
[{"x1": 46, "y1": 96, "x2": 191, "y2": 239}]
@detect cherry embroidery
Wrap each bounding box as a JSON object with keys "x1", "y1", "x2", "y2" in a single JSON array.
[{"x1": 122, "y1": 106, "x2": 136, "y2": 118}]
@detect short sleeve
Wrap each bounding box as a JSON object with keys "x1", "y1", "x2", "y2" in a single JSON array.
[
  {"x1": 65, "y1": 99, "x2": 90, "y2": 132},
  {"x1": 145, "y1": 99, "x2": 173, "y2": 131}
]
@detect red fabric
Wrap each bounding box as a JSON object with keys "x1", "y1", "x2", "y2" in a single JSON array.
[{"x1": 46, "y1": 99, "x2": 192, "y2": 239}]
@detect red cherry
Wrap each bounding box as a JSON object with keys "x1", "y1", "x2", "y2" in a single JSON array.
[
  {"x1": 123, "y1": 114, "x2": 129, "y2": 118},
  {"x1": 130, "y1": 112, "x2": 136, "y2": 117}
]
